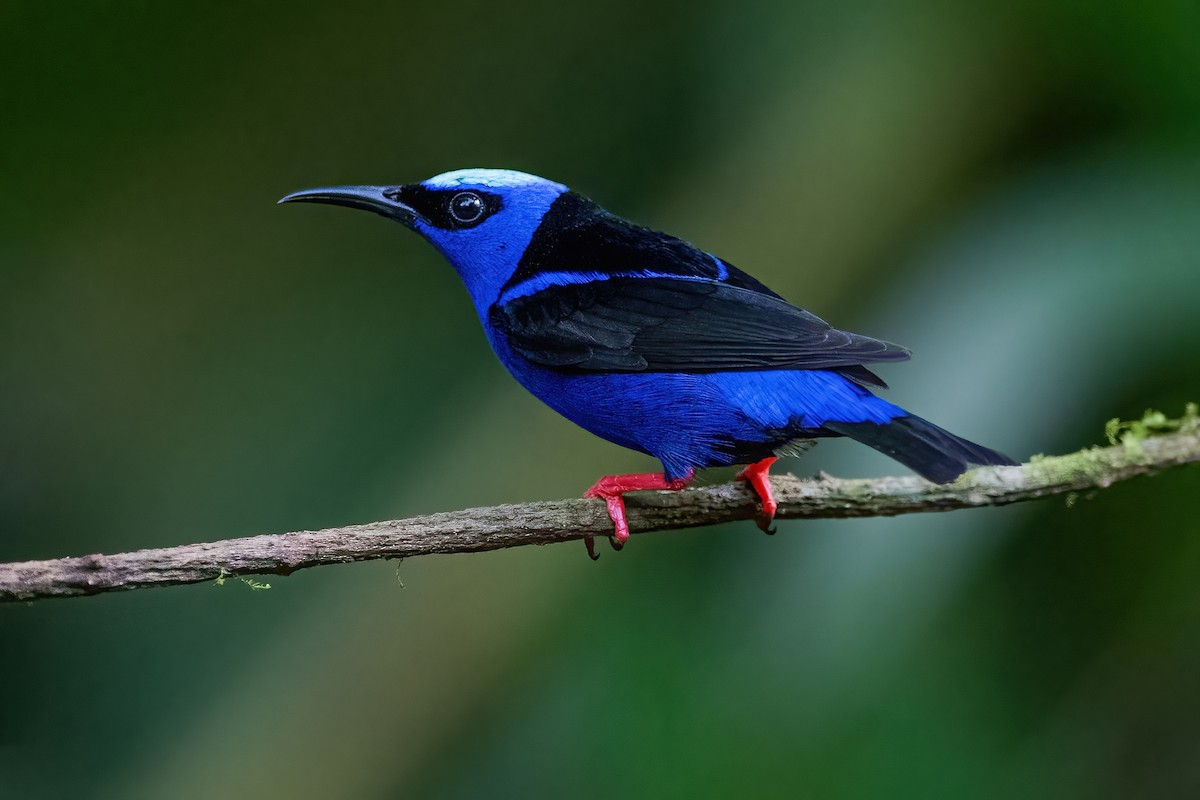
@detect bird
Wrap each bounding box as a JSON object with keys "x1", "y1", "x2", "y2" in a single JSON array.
[{"x1": 280, "y1": 168, "x2": 1015, "y2": 559}]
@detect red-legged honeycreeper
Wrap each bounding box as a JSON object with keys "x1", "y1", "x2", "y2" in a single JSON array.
[{"x1": 280, "y1": 169, "x2": 1015, "y2": 558}]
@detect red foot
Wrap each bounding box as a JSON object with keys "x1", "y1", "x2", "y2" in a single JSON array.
[
  {"x1": 582, "y1": 471, "x2": 693, "y2": 559},
  {"x1": 737, "y1": 456, "x2": 778, "y2": 533}
]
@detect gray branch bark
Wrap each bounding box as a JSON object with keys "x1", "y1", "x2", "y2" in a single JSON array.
[{"x1": 3, "y1": 429, "x2": 1198, "y2": 602}]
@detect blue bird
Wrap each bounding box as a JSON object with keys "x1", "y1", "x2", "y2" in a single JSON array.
[{"x1": 281, "y1": 168, "x2": 1015, "y2": 558}]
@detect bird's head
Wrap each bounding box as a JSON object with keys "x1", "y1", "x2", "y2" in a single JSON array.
[{"x1": 280, "y1": 168, "x2": 568, "y2": 312}]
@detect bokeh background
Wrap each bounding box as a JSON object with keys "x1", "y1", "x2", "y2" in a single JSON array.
[{"x1": 3, "y1": 1, "x2": 1199, "y2": 797}]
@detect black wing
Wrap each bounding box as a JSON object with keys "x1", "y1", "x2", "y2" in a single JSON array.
[{"x1": 489, "y1": 276, "x2": 910, "y2": 375}]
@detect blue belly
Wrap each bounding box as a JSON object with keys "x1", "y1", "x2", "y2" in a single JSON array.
[{"x1": 490, "y1": 334, "x2": 905, "y2": 479}]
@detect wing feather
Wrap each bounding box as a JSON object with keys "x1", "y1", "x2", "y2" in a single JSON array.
[{"x1": 490, "y1": 276, "x2": 910, "y2": 375}]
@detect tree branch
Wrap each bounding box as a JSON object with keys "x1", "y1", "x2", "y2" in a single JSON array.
[{"x1": 3, "y1": 426, "x2": 1198, "y2": 602}]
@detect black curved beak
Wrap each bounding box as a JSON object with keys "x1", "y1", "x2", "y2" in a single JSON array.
[{"x1": 278, "y1": 185, "x2": 424, "y2": 228}]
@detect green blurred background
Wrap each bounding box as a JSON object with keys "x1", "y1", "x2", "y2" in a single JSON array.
[{"x1": 3, "y1": 1, "x2": 1199, "y2": 797}]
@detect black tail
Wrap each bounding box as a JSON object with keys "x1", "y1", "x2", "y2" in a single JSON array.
[{"x1": 824, "y1": 415, "x2": 1017, "y2": 484}]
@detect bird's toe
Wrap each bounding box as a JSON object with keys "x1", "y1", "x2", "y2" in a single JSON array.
[{"x1": 737, "y1": 456, "x2": 780, "y2": 536}]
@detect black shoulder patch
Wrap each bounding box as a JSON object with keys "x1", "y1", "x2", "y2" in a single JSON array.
[{"x1": 501, "y1": 192, "x2": 724, "y2": 293}]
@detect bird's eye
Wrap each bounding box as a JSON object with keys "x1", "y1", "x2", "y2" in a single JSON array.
[{"x1": 449, "y1": 192, "x2": 485, "y2": 224}]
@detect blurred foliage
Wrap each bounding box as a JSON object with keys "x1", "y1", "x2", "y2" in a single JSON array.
[{"x1": 1, "y1": 1, "x2": 1199, "y2": 798}]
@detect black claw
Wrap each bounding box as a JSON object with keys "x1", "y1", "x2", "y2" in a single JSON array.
[
  {"x1": 609, "y1": 536, "x2": 624, "y2": 552},
  {"x1": 584, "y1": 536, "x2": 600, "y2": 561}
]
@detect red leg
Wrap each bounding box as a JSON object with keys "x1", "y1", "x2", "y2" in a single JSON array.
[
  {"x1": 736, "y1": 456, "x2": 778, "y2": 533},
  {"x1": 582, "y1": 471, "x2": 693, "y2": 559}
]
